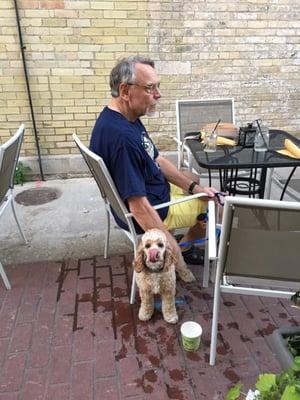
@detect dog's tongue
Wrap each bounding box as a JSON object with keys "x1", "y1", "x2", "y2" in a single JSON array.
[{"x1": 149, "y1": 248, "x2": 159, "y2": 262}]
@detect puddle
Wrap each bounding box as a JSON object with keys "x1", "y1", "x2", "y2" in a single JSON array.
[{"x1": 15, "y1": 187, "x2": 61, "y2": 206}]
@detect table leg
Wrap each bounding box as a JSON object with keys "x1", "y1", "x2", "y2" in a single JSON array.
[
  {"x1": 280, "y1": 166, "x2": 297, "y2": 201},
  {"x1": 264, "y1": 167, "x2": 274, "y2": 199},
  {"x1": 259, "y1": 167, "x2": 267, "y2": 198}
]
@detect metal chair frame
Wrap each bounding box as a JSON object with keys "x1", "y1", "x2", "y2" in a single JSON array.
[
  {"x1": 0, "y1": 124, "x2": 27, "y2": 289},
  {"x1": 73, "y1": 134, "x2": 208, "y2": 304},
  {"x1": 174, "y1": 98, "x2": 235, "y2": 173},
  {"x1": 207, "y1": 196, "x2": 300, "y2": 366}
]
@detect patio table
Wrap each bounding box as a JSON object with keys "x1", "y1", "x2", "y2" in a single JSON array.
[{"x1": 186, "y1": 129, "x2": 300, "y2": 199}]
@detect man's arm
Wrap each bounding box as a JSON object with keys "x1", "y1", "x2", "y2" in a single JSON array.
[
  {"x1": 156, "y1": 155, "x2": 217, "y2": 197},
  {"x1": 127, "y1": 195, "x2": 180, "y2": 253}
]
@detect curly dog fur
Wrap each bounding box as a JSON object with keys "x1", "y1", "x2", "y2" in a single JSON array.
[{"x1": 133, "y1": 229, "x2": 179, "y2": 324}]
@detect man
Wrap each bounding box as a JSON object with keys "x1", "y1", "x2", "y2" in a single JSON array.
[{"x1": 90, "y1": 56, "x2": 217, "y2": 282}]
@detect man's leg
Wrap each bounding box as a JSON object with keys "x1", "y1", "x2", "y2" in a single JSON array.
[{"x1": 164, "y1": 179, "x2": 208, "y2": 265}]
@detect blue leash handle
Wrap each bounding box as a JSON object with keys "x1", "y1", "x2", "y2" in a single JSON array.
[{"x1": 178, "y1": 227, "x2": 221, "y2": 248}]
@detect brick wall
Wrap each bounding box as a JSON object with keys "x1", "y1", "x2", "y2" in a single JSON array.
[{"x1": 0, "y1": 0, "x2": 299, "y2": 157}]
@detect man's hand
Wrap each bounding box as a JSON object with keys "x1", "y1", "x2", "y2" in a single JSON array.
[{"x1": 194, "y1": 185, "x2": 218, "y2": 198}]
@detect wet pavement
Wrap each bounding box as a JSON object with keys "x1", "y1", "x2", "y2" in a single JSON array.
[{"x1": 0, "y1": 253, "x2": 299, "y2": 400}]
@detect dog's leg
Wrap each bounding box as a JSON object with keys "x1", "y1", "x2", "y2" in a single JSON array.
[
  {"x1": 138, "y1": 289, "x2": 154, "y2": 321},
  {"x1": 176, "y1": 253, "x2": 196, "y2": 282},
  {"x1": 161, "y1": 291, "x2": 178, "y2": 324}
]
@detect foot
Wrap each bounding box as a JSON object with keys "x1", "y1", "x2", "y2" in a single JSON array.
[
  {"x1": 138, "y1": 306, "x2": 154, "y2": 321},
  {"x1": 182, "y1": 246, "x2": 204, "y2": 265},
  {"x1": 163, "y1": 312, "x2": 178, "y2": 324}
]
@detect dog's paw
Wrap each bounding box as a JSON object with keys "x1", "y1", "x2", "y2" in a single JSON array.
[
  {"x1": 178, "y1": 268, "x2": 196, "y2": 283},
  {"x1": 164, "y1": 313, "x2": 178, "y2": 324},
  {"x1": 138, "y1": 308, "x2": 153, "y2": 321}
]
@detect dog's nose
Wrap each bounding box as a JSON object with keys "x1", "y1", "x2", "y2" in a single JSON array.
[{"x1": 149, "y1": 248, "x2": 159, "y2": 262}]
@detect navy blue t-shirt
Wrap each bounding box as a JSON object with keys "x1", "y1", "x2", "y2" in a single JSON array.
[{"x1": 89, "y1": 107, "x2": 170, "y2": 233}]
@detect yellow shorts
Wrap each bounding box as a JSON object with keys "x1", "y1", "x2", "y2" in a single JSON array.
[{"x1": 163, "y1": 184, "x2": 207, "y2": 231}]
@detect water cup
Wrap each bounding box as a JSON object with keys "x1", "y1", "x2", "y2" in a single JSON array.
[
  {"x1": 254, "y1": 126, "x2": 269, "y2": 152},
  {"x1": 180, "y1": 321, "x2": 202, "y2": 352},
  {"x1": 203, "y1": 130, "x2": 217, "y2": 152}
]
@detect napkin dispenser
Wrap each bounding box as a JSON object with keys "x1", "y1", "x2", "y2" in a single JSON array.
[{"x1": 238, "y1": 123, "x2": 257, "y2": 147}]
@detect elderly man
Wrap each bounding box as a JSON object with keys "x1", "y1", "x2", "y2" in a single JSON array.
[{"x1": 90, "y1": 55, "x2": 217, "y2": 282}]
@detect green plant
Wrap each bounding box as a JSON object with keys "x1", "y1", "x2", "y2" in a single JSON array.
[
  {"x1": 14, "y1": 162, "x2": 30, "y2": 185},
  {"x1": 288, "y1": 292, "x2": 300, "y2": 357},
  {"x1": 291, "y1": 291, "x2": 300, "y2": 308},
  {"x1": 226, "y1": 357, "x2": 300, "y2": 400},
  {"x1": 285, "y1": 333, "x2": 300, "y2": 358}
]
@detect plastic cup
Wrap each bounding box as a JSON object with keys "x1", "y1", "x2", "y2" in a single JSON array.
[
  {"x1": 203, "y1": 130, "x2": 217, "y2": 152},
  {"x1": 180, "y1": 321, "x2": 202, "y2": 352},
  {"x1": 254, "y1": 126, "x2": 269, "y2": 152}
]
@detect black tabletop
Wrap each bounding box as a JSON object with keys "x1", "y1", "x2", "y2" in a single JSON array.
[{"x1": 187, "y1": 129, "x2": 300, "y2": 170}]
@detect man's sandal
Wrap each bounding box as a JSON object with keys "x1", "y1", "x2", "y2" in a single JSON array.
[{"x1": 182, "y1": 245, "x2": 205, "y2": 265}]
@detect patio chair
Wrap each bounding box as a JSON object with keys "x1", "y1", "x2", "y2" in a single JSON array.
[
  {"x1": 207, "y1": 196, "x2": 300, "y2": 366},
  {"x1": 0, "y1": 124, "x2": 27, "y2": 290},
  {"x1": 174, "y1": 98, "x2": 235, "y2": 174},
  {"x1": 73, "y1": 134, "x2": 208, "y2": 304}
]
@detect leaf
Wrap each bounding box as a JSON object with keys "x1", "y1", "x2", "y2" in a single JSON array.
[
  {"x1": 225, "y1": 384, "x2": 243, "y2": 400},
  {"x1": 294, "y1": 356, "x2": 300, "y2": 367},
  {"x1": 281, "y1": 385, "x2": 300, "y2": 400},
  {"x1": 255, "y1": 374, "x2": 276, "y2": 393}
]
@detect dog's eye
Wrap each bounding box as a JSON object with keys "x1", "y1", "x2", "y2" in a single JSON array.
[
  {"x1": 145, "y1": 243, "x2": 151, "y2": 249},
  {"x1": 158, "y1": 242, "x2": 164, "y2": 248}
]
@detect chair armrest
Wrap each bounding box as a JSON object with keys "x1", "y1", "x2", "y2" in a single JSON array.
[
  {"x1": 125, "y1": 192, "x2": 209, "y2": 218},
  {"x1": 153, "y1": 192, "x2": 208, "y2": 210},
  {"x1": 173, "y1": 137, "x2": 182, "y2": 145},
  {"x1": 208, "y1": 200, "x2": 217, "y2": 260}
]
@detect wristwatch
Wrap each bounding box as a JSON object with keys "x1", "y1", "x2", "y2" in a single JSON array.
[{"x1": 188, "y1": 181, "x2": 198, "y2": 194}]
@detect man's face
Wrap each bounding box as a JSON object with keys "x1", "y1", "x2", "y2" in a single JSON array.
[{"x1": 126, "y1": 63, "x2": 161, "y2": 119}]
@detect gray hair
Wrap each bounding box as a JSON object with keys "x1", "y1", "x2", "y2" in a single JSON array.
[{"x1": 109, "y1": 56, "x2": 155, "y2": 97}]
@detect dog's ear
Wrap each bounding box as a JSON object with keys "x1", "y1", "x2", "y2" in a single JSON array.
[
  {"x1": 132, "y1": 242, "x2": 145, "y2": 273},
  {"x1": 164, "y1": 244, "x2": 178, "y2": 271}
]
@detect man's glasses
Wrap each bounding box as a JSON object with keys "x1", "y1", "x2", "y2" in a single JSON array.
[{"x1": 127, "y1": 82, "x2": 160, "y2": 94}]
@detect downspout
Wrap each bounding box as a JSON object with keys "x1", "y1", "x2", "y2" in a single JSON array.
[{"x1": 13, "y1": 0, "x2": 45, "y2": 181}]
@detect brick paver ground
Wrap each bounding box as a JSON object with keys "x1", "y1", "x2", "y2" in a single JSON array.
[{"x1": 0, "y1": 254, "x2": 298, "y2": 400}]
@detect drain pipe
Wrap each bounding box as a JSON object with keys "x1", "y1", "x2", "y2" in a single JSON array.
[{"x1": 13, "y1": 0, "x2": 45, "y2": 181}]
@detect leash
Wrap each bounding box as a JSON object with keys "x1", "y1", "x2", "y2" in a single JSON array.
[{"x1": 178, "y1": 227, "x2": 221, "y2": 248}]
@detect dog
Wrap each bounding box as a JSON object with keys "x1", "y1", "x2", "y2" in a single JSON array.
[{"x1": 133, "y1": 228, "x2": 179, "y2": 324}]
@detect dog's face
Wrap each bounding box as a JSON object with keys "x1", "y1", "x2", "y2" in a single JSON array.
[{"x1": 141, "y1": 229, "x2": 167, "y2": 270}]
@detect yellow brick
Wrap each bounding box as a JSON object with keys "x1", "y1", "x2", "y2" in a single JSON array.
[
  {"x1": 91, "y1": 18, "x2": 114, "y2": 27},
  {"x1": 56, "y1": 141, "x2": 74, "y2": 148},
  {"x1": 90, "y1": 1, "x2": 114, "y2": 9},
  {"x1": 0, "y1": 77, "x2": 14, "y2": 84},
  {"x1": 49, "y1": 148, "x2": 66, "y2": 154},
  {"x1": 65, "y1": 120, "x2": 87, "y2": 127},
  {"x1": 116, "y1": 36, "x2": 143, "y2": 44},
  {"x1": 80, "y1": 28, "x2": 104, "y2": 36},
  {"x1": 125, "y1": 44, "x2": 147, "y2": 52},
  {"x1": 61, "y1": 76, "x2": 83, "y2": 84},
  {"x1": 103, "y1": 10, "x2": 127, "y2": 19},
  {"x1": 42, "y1": 18, "x2": 66, "y2": 27},
  {"x1": 52, "y1": 113, "x2": 74, "y2": 120},
  {"x1": 95, "y1": 52, "x2": 114, "y2": 60},
  {"x1": 74, "y1": 113, "x2": 96, "y2": 120},
  {"x1": 115, "y1": 2, "x2": 137, "y2": 10},
  {"x1": 71, "y1": 84, "x2": 84, "y2": 91},
  {"x1": 100, "y1": 44, "x2": 125, "y2": 52},
  {"x1": 103, "y1": 27, "x2": 128, "y2": 35},
  {"x1": 116, "y1": 19, "x2": 138, "y2": 28},
  {"x1": 65, "y1": 106, "x2": 87, "y2": 113},
  {"x1": 127, "y1": 11, "x2": 147, "y2": 19}
]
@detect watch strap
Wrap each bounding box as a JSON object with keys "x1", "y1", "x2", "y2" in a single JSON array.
[{"x1": 188, "y1": 181, "x2": 198, "y2": 194}]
